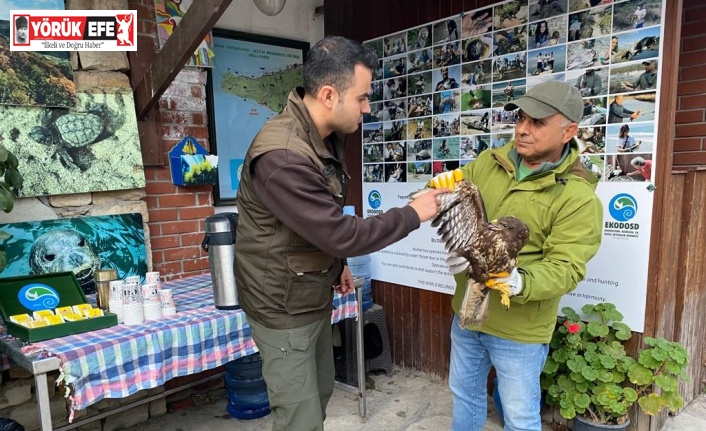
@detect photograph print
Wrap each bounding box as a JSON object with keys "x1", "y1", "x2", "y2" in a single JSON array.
[
  {"x1": 461, "y1": 7, "x2": 493, "y2": 39},
  {"x1": 528, "y1": 0, "x2": 568, "y2": 22},
  {"x1": 0, "y1": 0, "x2": 76, "y2": 108},
  {"x1": 494, "y1": 0, "x2": 529, "y2": 29},
  {"x1": 612, "y1": 0, "x2": 662, "y2": 33},
  {"x1": 609, "y1": 26, "x2": 660, "y2": 64},
  {"x1": 408, "y1": 25, "x2": 433, "y2": 51},
  {"x1": 463, "y1": 34, "x2": 493, "y2": 62},
  {"x1": 433, "y1": 16, "x2": 461, "y2": 44},
  {"x1": 528, "y1": 15, "x2": 568, "y2": 49},
  {"x1": 0, "y1": 89, "x2": 145, "y2": 197}
]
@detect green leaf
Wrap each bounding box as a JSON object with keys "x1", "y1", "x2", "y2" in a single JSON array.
[
  {"x1": 581, "y1": 367, "x2": 599, "y2": 382},
  {"x1": 655, "y1": 374, "x2": 679, "y2": 392},
  {"x1": 559, "y1": 404, "x2": 577, "y2": 420},
  {"x1": 6, "y1": 150, "x2": 18, "y2": 169},
  {"x1": 622, "y1": 387, "x2": 638, "y2": 403},
  {"x1": 628, "y1": 363, "x2": 653, "y2": 386},
  {"x1": 612, "y1": 322, "x2": 632, "y2": 340},
  {"x1": 574, "y1": 393, "x2": 591, "y2": 409},
  {"x1": 543, "y1": 357, "x2": 559, "y2": 374},
  {"x1": 638, "y1": 393, "x2": 664, "y2": 415},
  {"x1": 5, "y1": 166, "x2": 23, "y2": 191},
  {"x1": 638, "y1": 349, "x2": 662, "y2": 369},
  {"x1": 562, "y1": 306, "x2": 581, "y2": 321},
  {"x1": 660, "y1": 390, "x2": 684, "y2": 412},
  {"x1": 0, "y1": 187, "x2": 13, "y2": 213},
  {"x1": 587, "y1": 321, "x2": 609, "y2": 337},
  {"x1": 0, "y1": 144, "x2": 7, "y2": 163}
]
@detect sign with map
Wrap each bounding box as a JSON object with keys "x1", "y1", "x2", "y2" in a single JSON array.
[{"x1": 208, "y1": 29, "x2": 309, "y2": 205}]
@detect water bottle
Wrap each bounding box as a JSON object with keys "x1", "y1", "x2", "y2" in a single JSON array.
[{"x1": 343, "y1": 206, "x2": 373, "y2": 311}]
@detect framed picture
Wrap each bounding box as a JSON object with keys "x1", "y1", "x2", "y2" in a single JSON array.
[{"x1": 208, "y1": 29, "x2": 309, "y2": 205}]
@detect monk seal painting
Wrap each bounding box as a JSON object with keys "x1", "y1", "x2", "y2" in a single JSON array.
[
  {"x1": 0, "y1": 213, "x2": 146, "y2": 293},
  {"x1": 29, "y1": 229, "x2": 101, "y2": 294}
]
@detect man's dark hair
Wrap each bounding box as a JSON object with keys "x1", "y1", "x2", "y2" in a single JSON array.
[{"x1": 303, "y1": 35, "x2": 378, "y2": 97}]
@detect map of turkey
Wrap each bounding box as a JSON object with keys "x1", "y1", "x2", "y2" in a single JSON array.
[{"x1": 220, "y1": 65, "x2": 303, "y2": 113}]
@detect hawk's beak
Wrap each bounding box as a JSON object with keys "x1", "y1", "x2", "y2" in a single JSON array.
[{"x1": 488, "y1": 220, "x2": 500, "y2": 231}]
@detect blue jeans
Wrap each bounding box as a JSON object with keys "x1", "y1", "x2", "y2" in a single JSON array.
[{"x1": 449, "y1": 315, "x2": 549, "y2": 431}]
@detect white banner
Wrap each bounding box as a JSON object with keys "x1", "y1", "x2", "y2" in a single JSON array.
[{"x1": 362, "y1": 0, "x2": 667, "y2": 332}]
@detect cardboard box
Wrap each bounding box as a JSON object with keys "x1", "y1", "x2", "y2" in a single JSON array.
[{"x1": 0, "y1": 272, "x2": 118, "y2": 342}]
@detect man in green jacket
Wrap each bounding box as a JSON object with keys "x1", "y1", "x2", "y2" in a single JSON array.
[{"x1": 431, "y1": 80, "x2": 603, "y2": 431}]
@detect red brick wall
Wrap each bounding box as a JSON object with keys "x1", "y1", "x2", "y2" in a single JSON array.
[
  {"x1": 676, "y1": 0, "x2": 706, "y2": 167},
  {"x1": 130, "y1": 0, "x2": 214, "y2": 280}
]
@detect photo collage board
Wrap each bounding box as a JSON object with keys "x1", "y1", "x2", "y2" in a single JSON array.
[{"x1": 362, "y1": 0, "x2": 663, "y2": 185}]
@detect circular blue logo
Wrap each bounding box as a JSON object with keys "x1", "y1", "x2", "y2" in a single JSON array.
[
  {"x1": 18, "y1": 283, "x2": 61, "y2": 311},
  {"x1": 609, "y1": 193, "x2": 638, "y2": 222},
  {"x1": 368, "y1": 190, "x2": 382, "y2": 209}
]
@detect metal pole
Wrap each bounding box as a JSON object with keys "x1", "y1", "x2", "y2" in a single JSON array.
[
  {"x1": 355, "y1": 279, "x2": 366, "y2": 417},
  {"x1": 35, "y1": 373, "x2": 53, "y2": 431}
]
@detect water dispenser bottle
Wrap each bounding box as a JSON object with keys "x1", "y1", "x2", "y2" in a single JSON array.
[{"x1": 201, "y1": 212, "x2": 240, "y2": 310}]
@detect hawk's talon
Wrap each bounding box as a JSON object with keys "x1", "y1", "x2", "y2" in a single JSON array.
[
  {"x1": 485, "y1": 278, "x2": 513, "y2": 310},
  {"x1": 500, "y1": 293, "x2": 511, "y2": 309}
]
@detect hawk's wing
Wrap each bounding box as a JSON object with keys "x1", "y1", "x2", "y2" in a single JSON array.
[{"x1": 431, "y1": 180, "x2": 488, "y2": 253}]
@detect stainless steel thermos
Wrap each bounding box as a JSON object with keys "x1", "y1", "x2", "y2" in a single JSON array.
[{"x1": 201, "y1": 212, "x2": 240, "y2": 310}]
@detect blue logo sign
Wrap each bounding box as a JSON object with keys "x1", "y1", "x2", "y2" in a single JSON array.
[
  {"x1": 18, "y1": 283, "x2": 60, "y2": 311},
  {"x1": 368, "y1": 190, "x2": 382, "y2": 209},
  {"x1": 609, "y1": 193, "x2": 638, "y2": 222}
]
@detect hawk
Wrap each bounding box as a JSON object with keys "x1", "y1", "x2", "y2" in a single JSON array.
[{"x1": 424, "y1": 180, "x2": 529, "y2": 326}]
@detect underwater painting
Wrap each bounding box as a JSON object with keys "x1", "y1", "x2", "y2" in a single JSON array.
[{"x1": 0, "y1": 213, "x2": 147, "y2": 295}]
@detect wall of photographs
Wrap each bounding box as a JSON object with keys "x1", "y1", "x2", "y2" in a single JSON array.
[
  {"x1": 361, "y1": 0, "x2": 665, "y2": 331},
  {"x1": 362, "y1": 0, "x2": 660, "y2": 183}
]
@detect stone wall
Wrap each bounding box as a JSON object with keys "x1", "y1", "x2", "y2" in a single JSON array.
[{"x1": 0, "y1": 365, "x2": 227, "y2": 431}]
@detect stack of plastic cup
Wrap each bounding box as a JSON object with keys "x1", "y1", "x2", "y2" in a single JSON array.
[
  {"x1": 160, "y1": 289, "x2": 176, "y2": 316},
  {"x1": 122, "y1": 281, "x2": 144, "y2": 325},
  {"x1": 145, "y1": 271, "x2": 162, "y2": 290},
  {"x1": 108, "y1": 280, "x2": 124, "y2": 323},
  {"x1": 141, "y1": 283, "x2": 162, "y2": 320}
]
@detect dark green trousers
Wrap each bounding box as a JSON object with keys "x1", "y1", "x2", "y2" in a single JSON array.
[{"x1": 247, "y1": 316, "x2": 334, "y2": 431}]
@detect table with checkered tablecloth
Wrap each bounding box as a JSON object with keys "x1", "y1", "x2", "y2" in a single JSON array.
[{"x1": 0, "y1": 273, "x2": 358, "y2": 424}]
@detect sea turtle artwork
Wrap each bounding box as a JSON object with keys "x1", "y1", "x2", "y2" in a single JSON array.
[
  {"x1": 28, "y1": 101, "x2": 121, "y2": 171},
  {"x1": 29, "y1": 229, "x2": 101, "y2": 294}
]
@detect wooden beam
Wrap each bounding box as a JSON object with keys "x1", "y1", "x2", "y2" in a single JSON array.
[{"x1": 133, "y1": 0, "x2": 232, "y2": 120}]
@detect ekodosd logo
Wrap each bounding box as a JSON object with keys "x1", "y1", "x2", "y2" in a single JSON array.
[
  {"x1": 368, "y1": 190, "x2": 381, "y2": 209},
  {"x1": 609, "y1": 193, "x2": 637, "y2": 222},
  {"x1": 367, "y1": 190, "x2": 383, "y2": 215},
  {"x1": 18, "y1": 283, "x2": 60, "y2": 311}
]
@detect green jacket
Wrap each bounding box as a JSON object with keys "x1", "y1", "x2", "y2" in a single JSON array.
[{"x1": 453, "y1": 141, "x2": 603, "y2": 343}]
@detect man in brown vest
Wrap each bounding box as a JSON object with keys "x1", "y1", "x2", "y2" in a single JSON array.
[{"x1": 234, "y1": 35, "x2": 447, "y2": 431}]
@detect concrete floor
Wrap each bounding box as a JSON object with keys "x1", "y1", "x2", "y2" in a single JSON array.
[{"x1": 128, "y1": 368, "x2": 706, "y2": 431}]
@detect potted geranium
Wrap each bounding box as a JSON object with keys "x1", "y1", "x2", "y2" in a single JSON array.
[{"x1": 541, "y1": 303, "x2": 689, "y2": 431}]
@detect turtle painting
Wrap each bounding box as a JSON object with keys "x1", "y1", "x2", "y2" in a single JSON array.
[
  {"x1": 28, "y1": 100, "x2": 122, "y2": 171},
  {"x1": 29, "y1": 229, "x2": 101, "y2": 294}
]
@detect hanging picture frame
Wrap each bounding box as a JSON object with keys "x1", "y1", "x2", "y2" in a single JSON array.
[{"x1": 207, "y1": 29, "x2": 309, "y2": 206}]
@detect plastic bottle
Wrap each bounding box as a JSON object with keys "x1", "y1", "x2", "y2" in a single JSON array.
[{"x1": 343, "y1": 206, "x2": 373, "y2": 311}]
